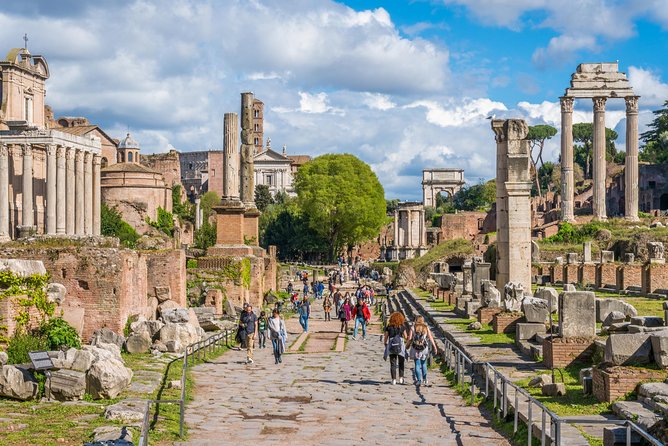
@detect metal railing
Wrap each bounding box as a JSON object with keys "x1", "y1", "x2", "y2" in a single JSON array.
[{"x1": 137, "y1": 328, "x2": 233, "y2": 446}]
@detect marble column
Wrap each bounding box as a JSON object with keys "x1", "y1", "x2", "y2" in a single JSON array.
[
  {"x1": 560, "y1": 97, "x2": 575, "y2": 222},
  {"x1": 75, "y1": 150, "x2": 84, "y2": 234},
  {"x1": 65, "y1": 148, "x2": 75, "y2": 235},
  {"x1": 625, "y1": 95, "x2": 640, "y2": 221},
  {"x1": 84, "y1": 152, "x2": 93, "y2": 235},
  {"x1": 592, "y1": 96, "x2": 607, "y2": 220},
  {"x1": 239, "y1": 92, "x2": 256, "y2": 208},
  {"x1": 0, "y1": 144, "x2": 9, "y2": 239},
  {"x1": 223, "y1": 112, "x2": 240, "y2": 201},
  {"x1": 56, "y1": 147, "x2": 66, "y2": 234},
  {"x1": 407, "y1": 210, "x2": 413, "y2": 247},
  {"x1": 46, "y1": 144, "x2": 57, "y2": 234},
  {"x1": 92, "y1": 155, "x2": 101, "y2": 236},
  {"x1": 21, "y1": 144, "x2": 33, "y2": 228},
  {"x1": 393, "y1": 210, "x2": 399, "y2": 246}
]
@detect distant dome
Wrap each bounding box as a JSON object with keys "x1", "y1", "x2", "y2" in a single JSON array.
[{"x1": 118, "y1": 133, "x2": 140, "y2": 149}]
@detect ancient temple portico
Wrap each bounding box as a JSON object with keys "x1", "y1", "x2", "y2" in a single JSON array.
[
  {"x1": 384, "y1": 202, "x2": 428, "y2": 261},
  {"x1": 560, "y1": 62, "x2": 639, "y2": 222}
]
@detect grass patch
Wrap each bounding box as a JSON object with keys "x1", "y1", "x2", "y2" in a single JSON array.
[
  {"x1": 469, "y1": 324, "x2": 515, "y2": 344},
  {"x1": 402, "y1": 238, "x2": 474, "y2": 272}
]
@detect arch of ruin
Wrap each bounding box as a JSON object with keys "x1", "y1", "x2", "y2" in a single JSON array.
[
  {"x1": 422, "y1": 168, "x2": 465, "y2": 207},
  {"x1": 560, "y1": 62, "x2": 639, "y2": 222}
]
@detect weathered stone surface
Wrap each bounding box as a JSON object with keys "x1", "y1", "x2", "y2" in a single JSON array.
[
  {"x1": 0, "y1": 352, "x2": 7, "y2": 366},
  {"x1": 46, "y1": 369, "x2": 86, "y2": 401},
  {"x1": 168, "y1": 380, "x2": 182, "y2": 390},
  {"x1": 130, "y1": 319, "x2": 164, "y2": 338},
  {"x1": 516, "y1": 322, "x2": 546, "y2": 341},
  {"x1": 522, "y1": 297, "x2": 549, "y2": 323},
  {"x1": 502, "y1": 282, "x2": 523, "y2": 312},
  {"x1": 92, "y1": 426, "x2": 134, "y2": 443},
  {"x1": 91, "y1": 327, "x2": 126, "y2": 350},
  {"x1": 188, "y1": 308, "x2": 201, "y2": 329},
  {"x1": 566, "y1": 253, "x2": 578, "y2": 264},
  {"x1": 651, "y1": 333, "x2": 668, "y2": 368},
  {"x1": 603, "y1": 311, "x2": 626, "y2": 327},
  {"x1": 157, "y1": 299, "x2": 180, "y2": 314},
  {"x1": 648, "y1": 242, "x2": 665, "y2": 263},
  {"x1": 623, "y1": 253, "x2": 635, "y2": 263},
  {"x1": 70, "y1": 349, "x2": 94, "y2": 372},
  {"x1": 563, "y1": 283, "x2": 576, "y2": 292},
  {"x1": 160, "y1": 308, "x2": 189, "y2": 324},
  {"x1": 612, "y1": 400, "x2": 663, "y2": 432},
  {"x1": 46, "y1": 282, "x2": 66, "y2": 305},
  {"x1": 154, "y1": 286, "x2": 171, "y2": 303},
  {"x1": 559, "y1": 291, "x2": 596, "y2": 338},
  {"x1": 541, "y1": 383, "x2": 565, "y2": 396},
  {"x1": 0, "y1": 259, "x2": 46, "y2": 276},
  {"x1": 600, "y1": 251, "x2": 614, "y2": 263},
  {"x1": 465, "y1": 300, "x2": 481, "y2": 318},
  {"x1": 164, "y1": 339, "x2": 182, "y2": 353},
  {"x1": 528, "y1": 374, "x2": 552, "y2": 388},
  {"x1": 596, "y1": 298, "x2": 638, "y2": 323},
  {"x1": 159, "y1": 323, "x2": 199, "y2": 350},
  {"x1": 125, "y1": 331, "x2": 152, "y2": 354},
  {"x1": 607, "y1": 322, "x2": 630, "y2": 333},
  {"x1": 638, "y1": 382, "x2": 668, "y2": 399},
  {"x1": 627, "y1": 325, "x2": 668, "y2": 334},
  {"x1": 481, "y1": 280, "x2": 501, "y2": 308},
  {"x1": 86, "y1": 358, "x2": 133, "y2": 399},
  {"x1": 0, "y1": 365, "x2": 38, "y2": 400},
  {"x1": 534, "y1": 287, "x2": 558, "y2": 312},
  {"x1": 96, "y1": 342, "x2": 122, "y2": 360},
  {"x1": 630, "y1": 316, "x2": 664, "y2": 327},
  {"x1": 104, "y1": 399, "x2": 145, "y2": 423},
  {"x1": 604, "y1": 333, "x2": 653, "y2": 365},
  {"x1": 467, "y1": 321, "x2": 482, "y2": 330},
  {"x1": 83, "y1": 345, "x2": 116, "y2": 364}
]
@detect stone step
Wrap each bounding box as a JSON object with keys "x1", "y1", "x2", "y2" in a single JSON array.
[{"x1": 611, "y1": 400, "x2": 663, "y2": 433}]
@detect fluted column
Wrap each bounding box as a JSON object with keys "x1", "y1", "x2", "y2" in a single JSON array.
[
  {"x1": 625, "y1": 96, "x2": 640, "y2": 221},
  {"x1": 83, "y1": 152, "x2": 93, "y2": 235},
  {"x1": 92, "y1": 154, "x2": 101, "y2": 235},
  {"x1": 56, "y1": 146, "x2": 66, "y2": 234},
  {"x1": 0, "y1": 144, "x2": 9, "y2": 239},
  {"x1": 65, "y1": 148, "x2": 75, "y2": 235},
  {"x1": 560, "y1": 97, "x2": 575, "y2": 222},
  {"x1": 21, "y1": 144, "x2": 33, "y2": 228},
  {"x1": 75, "y1": 150, "x2": 84, "y2": 234},
  {"x1": 407, "y1": 210, "x2": 413, "y2": 247},
  {"x1": 393, "y1": 210, "x2": 399, "y2": 246},
  {"x1": 593, "y1": 96, "x2": 607, "y2": 220},
  {"x1": 223, "y1": 112, "x2": 240, "y2": 200},
  {"x1": 46, "y1": 144, "x2": 57, "y2": 234}
]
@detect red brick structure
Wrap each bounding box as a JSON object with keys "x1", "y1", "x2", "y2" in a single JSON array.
[
  {"x1": 493, "y1": 313, "x2": 523, "y2": 334},
  {"x1": 596, "y1": 263, "x2": 617, "y2": 289},
  {"x1": 478, "y1": 307, "x2": 503, "y2": 325},
  {"x1": 578, "y1": 264, "x2": 596, "y2": 287},
  {"x1": 542, "y1": 337, "x2": 595, "y2": 368},
  {"x1": 142, "y1": 249, "x2": 187, "y2": 308},
  {"x1": 593, "y1": 366, "x2": 668, "y2": 402},
  {"x1": 642, "y1": 263, "x2": 668, "y2": 294},
  {"x1": 550, "y1": 264, "x2": 563, "y2": 284},
  {"x1": 618, "y1": 264, "x2": 642, "y2": 291},
  {"x1": 563, "y1": 264, "x2": 578, "y2": 284}
]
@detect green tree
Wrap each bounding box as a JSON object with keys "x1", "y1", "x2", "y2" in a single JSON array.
[
  {"x1": 526, "y1": 125, "x2": 557, "y2": 197},
  {"x1": 199, "y1": 191, "x2": 220, "y2": 223},
  {"x1": 147, "y1": 207, "x2": 175, "y2": 236},
  {"x1": 101, "y1": 203, "x2": 140, "y2": 248},
  {"x1": 385, "y1": 199, "x2": 400, "y2": 214},
  {"x1": 172, "y1": 185, "x2": 194, "y2": 222},
  {"x1": 573, "y1": 123, "x2": 619, "y2": 179},
  {"x1": 452, "y1": 180, "x2": 496, "y2": 211},
  {"x1": 193, "y1": 220, "x2": 216, "y2": 250},
  {"x1": 294, "y1": 154, "x2": 386, "y2": 261},
  {"x1": 254, "y1": 184, "x2": 274, "y2": 212},
  {"x1": 640, "y1": 100, "x2": 668, "y2": 163}
]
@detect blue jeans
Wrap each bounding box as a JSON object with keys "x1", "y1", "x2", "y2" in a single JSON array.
[
  {"x1": 415, "y1": 357, "x2": 428, "y2": 383},
  {"x1": 353, "y1": 318, "x2": 366, "y2": 338},
  {"x1": 271, "y1": 338, "x2": 281, "y2": 361},
  {"x1": 299, "y1": 314, "x2": 309, "y2": 332}
]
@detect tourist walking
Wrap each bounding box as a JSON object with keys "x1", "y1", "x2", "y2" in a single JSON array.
[
  {"x1": 258, "y1": 311, "x2": 268, "y2": 349},
  {"x1": 298, "y1": 296, "x2": 310, "y2": 332},
  {"x1": 240, "y1": 304, "x2": 258, "y2": 364},
  {"x1": 268, "y1": 309, "x2": 287, "y2": 364},
  {"x1": 333, "y1": 288, "x2": 342, "y2": 312},
  {"x1": 410, "y1": 316, "x2": 438, "y2": 386},
  {"x1": 384, "y1": 311, "x2": 408, "y2": 385},
  {"x1": 323, "y1": 294, "x2": 332, "y2": 321},
  {"x1": 339, "y1": 297, "x2": 352, "y2": 334},
  {"x1": 352, "y1": 297, "x2": 371, "y2": 340}
]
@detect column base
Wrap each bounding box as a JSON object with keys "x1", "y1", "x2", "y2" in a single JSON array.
[
  {"x1": 16, "y1": 225, "x2": 37, "y2": 238},
  {"x1": 593, "y1": 216, "x2": 608, "y2": 222},
  {"x1": 624, "y1": 215, "x2": 640, "y2": 222},
  {"x1": 0, "y1": 234, "x2": 11, "y2": 243}
]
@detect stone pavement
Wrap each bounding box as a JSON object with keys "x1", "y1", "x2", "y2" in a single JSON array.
[{"x1": 181, "y1": 298, "x2": 510, "y2": 445}]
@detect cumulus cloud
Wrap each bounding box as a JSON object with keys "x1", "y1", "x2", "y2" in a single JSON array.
[
  {"x1": 628, "y1": 66, "x2": 668, "y2": 107},
  {"x1": 363, "y1": 93, "x2": 395, "y2": 111},
  {"x1": 405, "y1": 98, "x2": 507, "y2": 127}
]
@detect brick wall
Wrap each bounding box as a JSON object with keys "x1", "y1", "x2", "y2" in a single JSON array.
[
  {"x1": 596, "y1": 263, "x2": 617, "y2": 289},
  {"x1": 141, "y1": 249, "x2": 186, "y2": 308},
  {"x1": 479, "y1": 307, "x2": 502, "y2": 325},
  {"x1": 550, "y1": 265, "x2": 563, "y2": 284},
  {"x1": 542, "y1": 337, "x2": 595, "y2": 368},
  {"x1": 643, "y1": 263, "x2": 668, "y2": 294},
  {"x1": 618, "y1": 264, "x2": 642, "y2": 290},
  {"x1": 493, "y1": 313, "x2": 523, "y2": 334},
  {"x1": 563, "y1": 265, "x2": 578, "y2": 284},
  {"x1": 593, "y1": 366, "x2": 668, "y2": 402},
  {"x1": 579, "y1": 264, "x2": 597, "y2": 287},
  {"x1": 0, "y1": 294, "x2": 40, "y2": 338}
]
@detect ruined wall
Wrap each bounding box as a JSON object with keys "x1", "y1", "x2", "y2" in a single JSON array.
[
  {"x1": 141, "y1": 249, "x2": 186, "y2": 308},
  {"x1": 142, "y1": 150, "x2": 182, "y2": 188},
  {"x1": 438, "y1": 212, "x2": 489, "y2": 243},
  {"x1": 0, "y1": 244, "x2": 150, "y2": 341}
]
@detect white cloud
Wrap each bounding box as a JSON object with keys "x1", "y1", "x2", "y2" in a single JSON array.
[
  {"x1": 532, "y1": 34, "x2": 598, "y2": 67},
  {"x1": 628, "y1": 66, "x2": 668, "y2": 107},
  {"x1": 363, "y1": 93, "x2": 395, "y2": 111},
  {"x1": 405, "y1": 98, "x2": 507, "y2": 127}
]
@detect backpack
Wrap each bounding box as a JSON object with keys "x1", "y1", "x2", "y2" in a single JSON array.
[
  {"x1": 412, "y1": 331, "x2": 428, "y2": 352},
  {"x1": 388, "y1": 327, "x2": 403, "y2": 355}
]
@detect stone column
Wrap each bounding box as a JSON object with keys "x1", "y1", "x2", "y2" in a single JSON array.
[
  {"x1": 239, "y1": 92, "x2": 256, "y2": 208},
  {"x1": 223, "y1": 112, "x2": 240, "y2": 201},
  {"x1": 393, "y1": 210, "x2": 399, "y2": 246},
  {"x1": 46, "y1": 144, "x2": 57, "y2": 234},
  {"x1": 592, "y1": 96, "x2": 607, "y2": 220},
  {"x1": 421, "y1": 208, "x2": 427, "y2": 246},
  {"x1": 65, "y1": 148, "x2": 75, "y2": 235},
  {"x1": 75, "y1": 150, "x2": 84, "y2": 234},
  {"x1": 407, "y1": 210, "x2": 413, "y2": 247},
  {"x1": 625, "y1": 95, "x2": 640, "y2": 221},
  {"x1": 21, "y1": 144, "x2": 34, "y2": 229},
  {"x1": 56, "y1": 146, "x2": 66, "y2": 234},
  {"x1": 560, "y1": 97, "x2": 575, "y2": 222},
  {"x1": 92, "y1": 154, "x2": 101, "y2": 235},
  {"x1": 84, "y1": 152, "x2": 93, "y2": 235},
  {"x1": 194, "y1": 198, "x2": 201, "y2": 230},
  {"x1": 0, "y1": 144, "x2": 9, "y2": 239}
]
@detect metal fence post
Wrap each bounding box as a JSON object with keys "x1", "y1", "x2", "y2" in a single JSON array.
[
  {"x1": 513, "y1": 389, "x2": 519, "y2": 434},
  {"x1": 626, "y1": 424, "x2": 631, "y2": 446},
  {"x1": 527, "y1": 399, "x2": 532, "y2": 446},
  {"x1": 541, "y1": 410, "x2": 546, "y2": 446}
]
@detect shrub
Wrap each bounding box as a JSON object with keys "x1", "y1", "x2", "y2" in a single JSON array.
[
  {"x1": 101, "y1": 203, "x2": 140, "y2": 248},
  {"x1": 186, "y1": 259, "x2": 198, "y2": 269},
  {"x1": 37, "y1": 317, "x2": 81, "y2": 350},
  {"x1": 147, "y1": 207, "x2": 175, "y2": 236},
  {"x1": 543, "y1": 222, "x2": 604, "y2": 244},
  {"x1": 6, "y1": 331, "x2": 49, "y2": 365}
]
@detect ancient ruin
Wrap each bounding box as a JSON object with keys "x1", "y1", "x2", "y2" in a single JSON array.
[
  {"x1": 383, "y1": 201, "x2": 428, "y2": 260},
  {"x1": 421, "y1": 168, "x2": 464, "y2": 208}
]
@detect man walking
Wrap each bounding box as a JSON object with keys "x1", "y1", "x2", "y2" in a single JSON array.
[
  {"x1": 298, "y1": 296, "x2": 310, "y2": 332},
  {"x1": 240, "y1": 304, "x2": 258, "y2": 364},
  {"x1": 352, "y1": 297, "x2": 371, "y2": 340}
]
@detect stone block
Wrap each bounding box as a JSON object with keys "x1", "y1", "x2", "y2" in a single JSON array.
[
  {"x1": 0, "y1": 259, "x2": 47, "y2": 276},
  {"x1": 223, "y1": 298, "x2": 236, "y2": 318},
  {"x1": 522, "y1": 297, "x2": 549, "y2": 323},
  {"x1": 159, "y1": 323, "x2": 199, "y2": 348},
  {"x1": 600, "y1": 251, "x2": 614, "y2": 263},
  {"x1": 607, "y1": 322, "x2": 630, "y2": 333},
  {"x1": 86, "y1": 358, "x2": 133, "y2": 399},
  {"x1": 638, "y1": 382, "x2": 668, "y2": 399},
  {"x1": 46, "y1": 282, "x2": 66, "y2": 305},
  {"x1": 583, "y1": 241, "x2": 592, "y2": 263},
  {"x1": 534, "y1": 287, "x2": 558, "y2": 312},
  {"x1": 468, "y1": 321, "x2": 482, "y2": 330},
  {"x1": 603, "y1": 311, "x2": 626, "y2": 327},
  {"x1": 46, "y1": 369, "x2": 86, "y2": 401},
  {"x1": 528, "y1": 374, "x2": 552, "y2": 387},
  {"x1": 0, "y1": 365, "x2": 38, "y2": 400},
  {"x1": 597, "y1": 299, "x2": 637, "y2": 323},
  {"x1": 541, "y1": 383, "x2": 565, "y2": 396},
  {"x1": 465, "y1": 300, "x2": 481, "y2": 318},
  {"x1": 92, "y1": 426, "x2": 134, "y2": 443},
  {"x1": 91, "y1": 327, "x2": 126, "y2": 350},
  {"x1": 160, "y1": 308, "x2": 189, "y2": 324},
  {"x1": 651, "y1": 333, "x2": 668, "y2": 368},
  {"x1": 61, "y1": 306, "x2": 85, "y2": 337},
  {"x1": 630, "y1": 316, "x2": 664, "y2": 327},
  {"x1": 516, "y1": 322, "x2": 546, "y2": 341},
  {"x1": 104, "y1": 400, "x2": 145, "y2": 423},
  {"x1": 563, "y1": 283, "x2": 576, "y2": 292},
  {"x1": 0, "y1": 352, "x2": 7, "y2": 366},
  {"x1": 623, "y1": 253, "x2": 635, "y2": 264},
  {"x1": 154, "y1": 286, "x2": 171, "y2": 303},
  {"x1": 612, "y1": 400, "x2": 663, "y2": 432},
  {"x1": 559, "y1": 291, "x2": 596, "y2": 338},
  {"x1": 579, "y1": 368, "x2": 593, "y2": 385},
  {"x1": 125, "y1": 331, "x2": 152, "y2": 354},
  {"x1": 566, "y1": 253, "x2": 578, "y2": 264},
  {"x1": 604, "y1": 333, "x2": 653, "y2": 366},
  {"x1": 70, "y1": 349, "x2": 94, "y2": 373}
]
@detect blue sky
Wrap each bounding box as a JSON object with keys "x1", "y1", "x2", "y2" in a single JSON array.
[{"x1": 2, "y1": 0, "x2": 668, "y2": 200}]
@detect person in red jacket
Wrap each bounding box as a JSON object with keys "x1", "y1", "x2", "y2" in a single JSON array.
[{"x1": 352, "y1": 297, "x2": 371, "y2": 340}]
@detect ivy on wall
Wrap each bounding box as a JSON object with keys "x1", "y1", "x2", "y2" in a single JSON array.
[{"x1": 0, "y1": 270, "x2": 53, "y2": 331}]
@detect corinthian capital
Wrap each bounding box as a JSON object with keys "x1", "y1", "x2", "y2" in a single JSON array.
[
  {"x1": 593, "y1": 97, "x2": 607, "y2": 113},
  {"x1": 0, "y1": 144, "x2": 7, "y2": 157},
  {"x1": 21, "y1": 144, "x2": 32, "y2": 157},
  {"x1": 46, "y1": 144, "x2": 56, "y2": 157},
  {"x1": 560, "y1": 97, "x2": 574, "y2": 113},
  {"x1": 625, "y1": 95, "x2": 639, "y2": 114}
]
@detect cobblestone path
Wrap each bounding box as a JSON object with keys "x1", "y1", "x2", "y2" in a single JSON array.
[{"x1": 182, "y1": 301, "x2": 510, "y2": 445}]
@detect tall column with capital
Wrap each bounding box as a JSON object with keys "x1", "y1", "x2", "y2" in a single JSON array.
[
  {"x1": 75, "y1": 150, "x2": 84, "y2": 234},
  {"x1": 56, "y1": 147, "x2": 66, "y2": 234},
  {"x1": 625, "y1": 96, "x2": 640, "y2": 221},
  {"x1": 21, "y1": 144, "x2": 34, "y2": 229},
  {"x1": 393, "y1": 210, "x2": 399, "y2": 246},
  {"x1": 65, "y1": 148, "x2": 76, "y2": 234},
  {"x1": 407, "y1": 210, "x2": 413, "y2": 247},
  {"x1": 83, "y1": 152, "x2": 93, "y2": 234},
  {"x1": 92, "y1": 155, "x2": 101, "y2": 235},
  {"x1": 46, "y1": 144, "x2": 57, "y2": 234},
  {"x1": 560, "y1": 97, "x2": 575, "y2": 222},
  {"x1": 592, "y1": 97, "x2": 607, "y2": 220},
  {"x1": 0, "y1": 144, "x2": 9, "y2": 239}
]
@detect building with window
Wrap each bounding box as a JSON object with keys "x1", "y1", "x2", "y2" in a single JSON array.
[{"x1": 253, "y1": 141, "x2": 294, "y2": 196}]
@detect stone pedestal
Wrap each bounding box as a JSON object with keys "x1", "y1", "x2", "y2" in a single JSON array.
[{"x1": 243, "y1": 208, "x2": 260, "y2": 246}]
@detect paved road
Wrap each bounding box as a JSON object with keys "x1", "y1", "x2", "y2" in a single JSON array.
[{"x1": 182, "y1": 299, "x2": 510, "y2": 445}]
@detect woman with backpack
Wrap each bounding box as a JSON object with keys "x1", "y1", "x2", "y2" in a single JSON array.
[
  {"x1": 410, "y1": 316, "x2": 438, "y2": 386},
  {"x1": 383, "y1": 311, "x2": 408, "y2": 385},
  {"x1": 339, "y1": 297, "x2": 352, "y2": 334}
]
